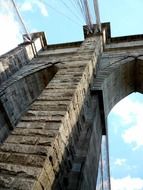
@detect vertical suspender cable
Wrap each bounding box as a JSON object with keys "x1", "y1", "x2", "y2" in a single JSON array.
[
  {"x1": 105, "y1": 130, "x2": 111, "y2": 190},
  {"x1": 10, "y1": 0, "x2": 32, "y2": 42},
  {"x1": 93, "y1": 0, "x2": 101, "y2": 31}
]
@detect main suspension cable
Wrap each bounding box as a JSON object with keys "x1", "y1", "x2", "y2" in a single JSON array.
[
  {"x1": 74, "y1": 0, "x2": 94, "y2": 32},
  {"x1": 93, "y1": 0, "x2": 101, "y2": 31}
]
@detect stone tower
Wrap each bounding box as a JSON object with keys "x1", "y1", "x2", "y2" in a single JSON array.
[{"x1": 0, "y1": 23, "x2": 143, "y2": 189}]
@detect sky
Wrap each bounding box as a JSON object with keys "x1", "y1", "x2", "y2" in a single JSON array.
[
  {"x1": 108, "y1": 93, "x2": 143, "y2": 190},
  {"x1": 1, "y1": 0, "x2": 143, "y2": 189}
]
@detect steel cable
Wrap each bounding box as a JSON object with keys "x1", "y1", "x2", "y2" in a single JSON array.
[
  {"x1": 10, "y1": 0, "x2": 32, "y2": 42},
  {"x1": 58, "y1": 0, "x2": 85, "y2": 23}
]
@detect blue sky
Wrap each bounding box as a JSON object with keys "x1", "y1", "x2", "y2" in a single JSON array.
[
  {"x1": 1, "y1": 0, "x2": 143, "y2": 189},
  {"x1": 108, "y1": 93, "x2": 143, "y2": 190}
]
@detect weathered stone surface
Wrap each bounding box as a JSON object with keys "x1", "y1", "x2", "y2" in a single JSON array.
[
  {"x1": 0, "y1": 143, "x2": 50, "y2": 155},
  {"x1": 5, "y1": 135, "x2": 55, "y2": 146},
  {"x1": 0, "y1": 175, "x2": 36, "y2": 190},
  {"x1": 0, "y1": 152, "x2": 46, "y2": 167},
  {"x1": 0, "y1": 163, "x2": 41, "y2": 178},
  {"x1": 1, "y1": 24, "x2": 143, "y2": 190}
]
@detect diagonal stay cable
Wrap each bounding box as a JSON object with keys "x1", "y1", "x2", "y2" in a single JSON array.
[
  {"x1": 10, "y1": 0, "x2": 32, "y2": 42},
  {"x1": 84, "y1": 0, "x2": 94, "y2": 31},
  {"x1": 40, "y1": 0, "x2": 83, "y2": 27},
  {"x1": 58, "y1": 0, "x2": 85, "y2": 23},
  {"x1": 76, "y1": 0, "x2": 94, "y2": 32},
  {"x1": 73, "y1": 0, "x2": 92, "y2": 32},
  {"x1": 77, "y1": 0, "x2": 86, "y2": 20},
  {"x1": 69, "y1": 0, "x2": 85, "y2": 21}
]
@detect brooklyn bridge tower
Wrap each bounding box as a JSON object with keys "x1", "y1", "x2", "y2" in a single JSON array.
[{"x1": 0, "y1": 0, "x2": 142, "y2": 189}]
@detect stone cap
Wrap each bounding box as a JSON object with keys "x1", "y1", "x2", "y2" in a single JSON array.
[{"x1": 83, "y1": 22, "x2": 111, "y2": 40}]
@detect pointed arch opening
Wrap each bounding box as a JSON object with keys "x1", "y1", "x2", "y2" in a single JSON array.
[
  {"x1": 108, "y1": 92, "x2": 143, "y2": 190},
  {"x1": 93, "y1": 56, "x2": 143, "y2": 189}
]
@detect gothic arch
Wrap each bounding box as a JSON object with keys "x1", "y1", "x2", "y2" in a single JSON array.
[{"x1": 94, "y1": 57, "x2": 143, "y2": 118}]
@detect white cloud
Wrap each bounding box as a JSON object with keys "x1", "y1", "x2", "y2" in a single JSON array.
[
  {"x1": 111, "y1": 176, "x2": 143, "y2": 190},
  {"x1": 0, "y1": 14, "x2": 21, "y2": 55},
  {"x1": 96, "y1": 180, "x2": 109, "y2": 190},
  {"x1": 122, "y1": 121, "x2": 143, "y2": 150},
  {"x1": 114, "y1": 158, "x2": 126, "y2": 166},
  {"x1": 20, "y1": 0, "x2": 48, "y2": 17},
  {"x1": 20, "y1": 2, "x2": 32, "y2": 11},
  {"x1": 0, "y1": 1, "x2": 22, "y2": 55},
  {"x1": 111, "y1": 95, "x2": 143, "y2": 125},
  {"x1": 110, "y1": 93, "x2": 143, "y2": 150},
  {"x1": 35, "y1": 1, "x2": 48, "y2": 17}
]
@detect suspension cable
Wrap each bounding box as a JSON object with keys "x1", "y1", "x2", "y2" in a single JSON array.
[
  {"x1": 74, "y1": 0, "x2": 94, "y2": 32},
  {"x1": 10, "y1": 0, "x2": 101, "y2": 41},
  {"x1": 10, "y1": 0, "x2": 32, "y2": 42},
  {"x1": 84, "y1": 0, "x2": 94, "y2": 32},
  {"x1": 58, "y1": 0, "x2": 84, "y2": 24},
  {"x1": 93, "y1": 0, "x2": 101, "y2": 31},
  {"x1": 40, "y1": 0, "x2": 83, "y2": 27},
  {"x1": 69, "y1": 0, "x2": 85, "y2": 21}
]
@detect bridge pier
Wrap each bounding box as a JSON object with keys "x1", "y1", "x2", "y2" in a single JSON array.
[{"x1": 1, "y1": 23, "x2": 143, "y2": 189}]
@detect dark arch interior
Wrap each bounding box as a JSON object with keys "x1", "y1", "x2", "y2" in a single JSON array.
[
  {"x1": 100, "y1": 59, "x2": 143, "y2": 118},
  {"x1": 94, "y1": 58, "x2": 143, "y2": 189}
]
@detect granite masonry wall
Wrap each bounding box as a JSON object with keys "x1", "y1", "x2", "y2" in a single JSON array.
[
  {"x1": 93, "y1": 34, "x2": 143, "y2": 117},
  {"x1": 0, "y1": 32, "x2": 56, "y2": 142},
  {"x1": 0, "y1": 29, "x2": 104, "y2": 189},
  {"x1": 1, "y1": 23, "x2": 143, "y2": 190}
]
